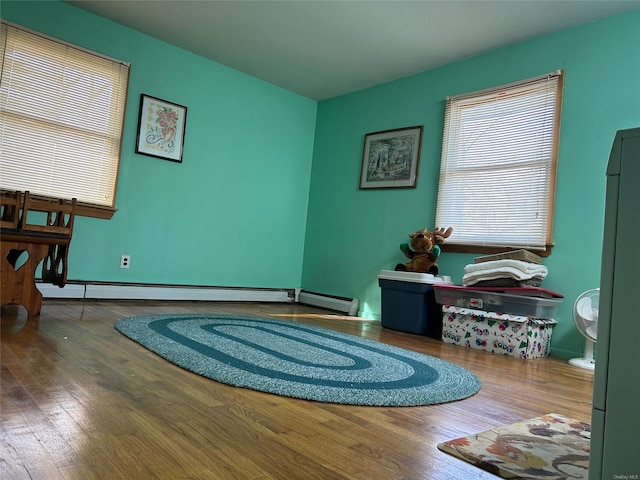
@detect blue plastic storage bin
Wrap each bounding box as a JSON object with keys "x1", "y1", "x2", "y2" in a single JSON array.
[{"x1": 378, "y1": 270, "x2": 452, "y2": 338}]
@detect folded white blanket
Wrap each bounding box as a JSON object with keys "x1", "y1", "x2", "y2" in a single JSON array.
[
  {"x1": 463, "y1": 259, "x2": 548, "y2": 286},
  {"x1": 465, "y1": 259, "x2": 547, "y2": 275}
]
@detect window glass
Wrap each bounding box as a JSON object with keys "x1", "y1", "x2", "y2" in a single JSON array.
[
  {"x1": 0, "y1": 22, "x2": 130, "y2": 217},
  {"x1": 436, "y1": 71, "x2": 563, "y2": 253}
]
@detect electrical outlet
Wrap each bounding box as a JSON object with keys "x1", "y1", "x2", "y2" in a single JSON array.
[{"x1": 120, "y1": 255, "x2": 131, "y2": 269}]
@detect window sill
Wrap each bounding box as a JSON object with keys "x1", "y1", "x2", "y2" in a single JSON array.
[
  {"x1": 76, "y1": 202, "x2": 117, "y2": 220},
  {"x1": 24, "y1": 193, "x2": 117, "y2": 219},
  {"x1": 441, "y1": 244, "x2": 554, "y2": 258}
]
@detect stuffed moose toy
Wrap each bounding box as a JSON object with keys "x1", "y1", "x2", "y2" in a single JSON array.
[{"x1": 394, "y1": 226, "x2": 453, "y2": 275}]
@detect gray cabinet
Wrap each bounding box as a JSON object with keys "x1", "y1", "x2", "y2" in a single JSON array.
[{"x1": 590, "y1": 127, "x2": 640, "y2": 479}]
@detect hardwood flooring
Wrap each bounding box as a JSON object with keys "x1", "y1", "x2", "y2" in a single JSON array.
[{"x1": 1, "y1": 300, "x2": 594, "y2": 479}]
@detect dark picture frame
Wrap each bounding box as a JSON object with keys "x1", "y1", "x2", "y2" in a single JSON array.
[
  {"x1": 359, "y1": 125, "x2": 423, "y2": 189},
  {"x1": 135, "y1": 94, "x2": 187, "y2": 163}
]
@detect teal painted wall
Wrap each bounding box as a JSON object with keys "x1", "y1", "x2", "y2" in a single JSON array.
[
  {"x1": 303, "y1": 9, "x2": 640, "y2": 358},
  {"x1": 1, "y1": 1, "x2": 317, "y2": 288}
]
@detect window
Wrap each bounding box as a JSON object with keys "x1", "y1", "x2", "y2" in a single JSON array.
[
  {"x1": 435, "y1": 71, "x2": 563, "y2": 256},
  {"x1": 0, "y1": 22, "x2": 130, "y2": 219}
]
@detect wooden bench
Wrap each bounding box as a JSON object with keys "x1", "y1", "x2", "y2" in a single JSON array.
[{"x1": 1, "y1": 190, "x2": 77, "y2": 317}]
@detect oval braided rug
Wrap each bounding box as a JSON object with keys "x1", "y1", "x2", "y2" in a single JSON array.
[{"x1": 115, "y1": 314, "x2": 481, "y2": 406}]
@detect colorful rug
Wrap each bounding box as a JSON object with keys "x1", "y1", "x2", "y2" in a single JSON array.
[
  {"x1": 438, "y1": 413, "x2": 590, "y2": 479},
  {"x1": 115, "y1": 314, "x2": 481, "y2": 406}
]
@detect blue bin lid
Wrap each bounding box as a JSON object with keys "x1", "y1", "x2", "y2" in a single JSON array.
[{"x1": 378, "y1": 270, "x2": 453, "y2": 285}]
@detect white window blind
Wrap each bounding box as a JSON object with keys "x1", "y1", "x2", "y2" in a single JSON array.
[
  {"x1": 0, "y1": 22, "x2": 130, "y2": 208},
  {"x1": 435, "y1": 71, "x2": 563, "y2": 251}
]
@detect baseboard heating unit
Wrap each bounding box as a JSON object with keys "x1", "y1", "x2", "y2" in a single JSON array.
[
  {"x1": 36, "y1": 283, "x2": 359, "y2": 315},
  {"x1": 297, "y1": 290, "x2": 359, "y2": 316},
  {"x1": 36, "y1": 282, "x2": 293, "y2": 303}
]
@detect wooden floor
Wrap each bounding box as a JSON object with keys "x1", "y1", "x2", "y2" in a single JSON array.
[{"x1": 1, "y1": 300, "x2": 594, "y2": 480}]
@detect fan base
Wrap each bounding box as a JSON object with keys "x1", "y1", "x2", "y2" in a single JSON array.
[{"x1": 569, "y1": 357, "x2": 595, "y2": 370}]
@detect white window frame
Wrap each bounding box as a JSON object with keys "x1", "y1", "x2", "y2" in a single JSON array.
[
  {"x1": 0, "y1": 21, "x2": 130, "y2": 219},
  {"x1": 435, "y1": 71, "x2": 564, "y2": 256}
]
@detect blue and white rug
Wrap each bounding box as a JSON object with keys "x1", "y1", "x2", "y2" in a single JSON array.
[{"x1": 115, "y1": 314, "x2": 481, "y2": 406}]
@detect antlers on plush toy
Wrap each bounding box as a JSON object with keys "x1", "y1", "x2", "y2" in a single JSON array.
[
  {"x1": 433, "y1": 226, "x2": 454, "y2": 244},
  {"x1": 395, "y1": 226, "x2": 453, "y2": 275}
]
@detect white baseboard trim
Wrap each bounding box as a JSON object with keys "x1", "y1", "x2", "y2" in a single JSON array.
[
  {"x1": 37, "y1": 282, "x2": 292, "y2": 303},
  {"x1": 298, "y1": 290, "x2": 359, "y2": 316}
]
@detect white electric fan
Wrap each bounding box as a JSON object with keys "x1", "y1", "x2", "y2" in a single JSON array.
[{"x1": 569, "y1": 288, "x2": 599, "y2": 370}]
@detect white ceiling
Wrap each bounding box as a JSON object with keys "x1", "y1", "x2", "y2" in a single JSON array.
[{"x1": 66, "y1": 0, "x2": 640, "y2": 101}]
